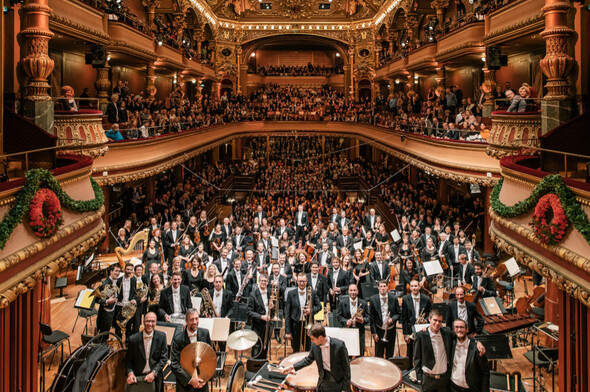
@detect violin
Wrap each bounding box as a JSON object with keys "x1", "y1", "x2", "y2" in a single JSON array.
[
  {"x1": 194, "y1": 229, "x2": 201, "y2": 245},
  {"x1": 203, "y1": 223, "x2": 211, "y2": 238}
]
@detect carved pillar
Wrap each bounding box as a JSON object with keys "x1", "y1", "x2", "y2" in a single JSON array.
[
  {"x1": 146, "y1": 176, "x2": 155, "y2": 205},
  {"x1": 431, "y1": 0, "x2": 449, "y2": 22},
  {"x1": 405, "y1": 15, "x2": 419, "y2": 45},
  {"x1": 146, "y1": 63, "x2": 157, "y2": 98},
  {"x1": 19, "y1": 0, "x2": 55, "y2": 132},
  {"x1": 141, "y1": 0, "x2": 160, "y2": 29},
  {"x1": 344, "y1": 65, "x2": 352, "y2": 98},
  {"x1": 482, "y1": 67, "x2": 497, "y2": 118},
  {"x1": 321, "y1": 136, "x2": 325, "y2": 164},
  {"x1": 483, "y1": 186, "x2": 493, "y2": 254},
  {"x1": 348, "y1": 48, "x2": 355, "y2": 99},
  {"x1": 100, "y1": 185, "x2": 110, "y2": 252},
  {"x1": 388, "y1": 31, "x2": 398, "y2": 54},
  {"x1": 95, "y1": 66, "x2": 111, "y2": 112},
  {"x1": 236, "y1": 46, "x2": 242, "y2": 94},
  {"x1": 435, "y1": 66, "x2": 446, "y2": 95},
  {"x1": 539, "y1": 0, "x2": 575, "y2": 131}
]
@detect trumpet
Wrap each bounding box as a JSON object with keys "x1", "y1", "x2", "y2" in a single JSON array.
[
  {"x1": 417, "y1": 308, "x2": 427, "y2": 324},
  {"x1": 201, "y1": 288, "x2": 219, "y2": 318}
]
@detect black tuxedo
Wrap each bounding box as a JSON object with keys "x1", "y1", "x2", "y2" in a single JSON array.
[
  {"x1": 157, "y1": 285, "x2": 193, "y2": 320},
  {"x1": 401, "y1": 293, "x2": 432, "y2": 364},
  {"x1": 124, "y1": 330, "x2": 168, "y2": 392},
  {"x1": 255, "y1": 211, "x2": 267, "y2": 222},
  {"x1": 284, "y1": 288, "x2": 321, "y2": 351},
  {"x1": 465, "y1": 248, "x2": 481, "y2": 263},
  {"x1": 226, "y1": 268, "x2": 252, "y2": 300},
  {"x1": 370, "y1": 261, "x2": 391, "y2": 283},
  {"x1": 338, "y1": 218, "x2": 350, "y2": 230},
  {"x1": 445, "y1": 300, "x2": 484, "y2": 335},
  {"x1": 254, "y1": 252, "x2": 271, "y2": 269},
  {"x1": 456, "y1": 263, "x2": 475, "y2": 285},
  {"x1": 171, "y1": 328, "x2": 212, "y2": 392},
  {"x1": 213, "y1": 257, "x2": 232, "y2": 279},
  {"x1": 294, "y1": 337, "x2": 351, "y2": 392},
  {"x1": 414, "y1": 326, "x2": 454, "y2": 386},
  {"x1": 446, "y1": 244, "x2": 467, "y2": 265},
  {"x1": 336, "y1": 297, "x2": 369, "y2": 356},
  {"x1": 165, "y1": 229, "x2": 182, "y2": 262},
  {"x1": 274, "y1": 225, "x2": 292, "y2": 239},
  {"x1": 294, "y1": 211, "x2": 309, "y2": 243},
  {"x1": 326, "y1": 269, "x2": 350, "y2": 307},
  {"x1": 307, "y1": 273, "x2": 329, "y2": 303},
  {"x1": 232, "y1": 234, "x2": 246, "y2": 251},
  {"x1": 276, "y1": 262, "x2": 293, "y2": 284},
  {"x1": 450, "y1": 338, "x2": 490, "y2": 392},
  {"x1": 221, "y1": 224, "x2": 233, "y2": 241},
  {"x1": 336, "y1": 235, "x2": 353, "y2": 251},
  {"x1": 469, "y1": 275, "x2": 496, "y2": 298},
  {"x1": 369, "y1": 292, "x2": 401, "y2": 358},
  {"x1": 105, "y1": 101, "x2": 119, "y2": 123},
  {"x1": 420, "y1": 234, "x2": 438, "y2": 248},
  {"x1": 97, "y1": 277, "x2": 118, "y2": 334},
  {"x1": 114, "y1": 275, "x2": 138, "y2": 337},
  {"x1": 247, "y1": 288, "x2": 272, "y2": 358},
  {"x1": 317, "y1": 251, "x2": 333, "y2": 267},
  {"x1": 208, "y1": 288, "x2": 234, "y2": 318},
  {"x1": 364, "y1": 215, "x2": 378, "y2": 232},
  {"x1": 329, "y1": 214, "x2": 341, "y2": 224}
]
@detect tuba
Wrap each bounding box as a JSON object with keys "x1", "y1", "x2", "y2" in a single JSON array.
[{"x1": 115, "y1": 229, "x2": 149, "y2": 268}]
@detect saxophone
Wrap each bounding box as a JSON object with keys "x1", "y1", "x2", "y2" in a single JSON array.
[{"x1": 201, "y1": 288, "x2": 219, "y2": 318}]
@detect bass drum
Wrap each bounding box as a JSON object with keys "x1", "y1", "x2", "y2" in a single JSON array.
[
  {"x1": 226, "y1": 360, "x2": 246, "y2": 392},
  {"x1": 86, "y1": 348, "x2": 127, "y2": 392}
]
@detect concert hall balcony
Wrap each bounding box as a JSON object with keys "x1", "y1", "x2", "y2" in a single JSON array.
[
  {"x1": 53, "y1": 108, "x2": 109, "y2": 159},
  {"x1": 486, "y1": 109, "x2": 542, "y2": 158}
]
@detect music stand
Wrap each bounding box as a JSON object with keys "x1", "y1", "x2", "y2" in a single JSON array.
[
  {"x1": 479, "y1": 297, "x2": 506, "y2": 316},
  {"x1": 232, "y1": 301, "x2": 249, "y2": 324},
  {"x1": 474, "y1": 335, "x2": 513, "y2": 361},
  {"x1": 74, "y1": 289, "x2": 96, "y2": 311},
  {"x1": 432, "y1": 302, "x2": 448, "y2": 321},
  {"x1": 55, "y1": 277, "x2": 68, "y2": 298}
]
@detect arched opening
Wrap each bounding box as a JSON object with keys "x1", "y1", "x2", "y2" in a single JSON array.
[
  {"x1": 358, "y1": 79, "x2": 372, "y2": 102},
  {"x1": 220, "y1": 78, "x2": 233, "y2": 96}
]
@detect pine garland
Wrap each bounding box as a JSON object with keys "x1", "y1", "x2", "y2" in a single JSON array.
[
  {"x1": 491, "y1": 174, "x2": 590, "y2": 246},
  {"x1": 0, "y1": 169, "x2": 104, "y2": 250}
]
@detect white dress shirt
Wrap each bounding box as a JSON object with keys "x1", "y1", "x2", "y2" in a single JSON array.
[
  {"x1": 451, "y1": 338, "x2": 470, "y2": 388},
  {"x1": 453, "y1": 245, "x2": 460, "y2": 263},
  {"x1": 142, "y1": 331, "x2": 153, "y2": 374},
  {"x1": 412, "y1": 294, "x2": 421, "y2": 321},
  {"x1": 332, "y1": 269, "x2": 340, "y2": 287},
  {"x1": 172, "y1": 287, "x2": 182, "y2": 314},
  {"x1": 188, "y1": 328, "x2": 198, "y2": 343},
  {"x1": 320, "y1": 337, "x2": 331, "y2": 371},
  {"x1": 311, "y1": 274, "x2": 318, "y2": 290},
  {"x1": 298, "y1": 290, "x2": 307, "y2": 316},
  {"x1": 122, "y1": 277, "x2": 131, "y2": 304},
  {"x1": 380, "y1": 296, "x2": 389, "y2": 325},
  {"x1": 424, "y1": 328, "x2": 448, "y2": 375},
  {"x1": 213, "y1": 289, "x2": 223, "y2": 316},
  {"x1": 350, "y1": 298, "x2": 358, "y2": 324},
  {"x1": 260, "y1": 290, "x2": 268, "y2": 315},
  {"x1": 457, "y1": 302, "x2": 468, "y2": 323}
]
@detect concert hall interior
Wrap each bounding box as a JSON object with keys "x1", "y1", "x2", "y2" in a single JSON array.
[{"x1": 1, "y1": 0, "x2": 589, "y2": 391}]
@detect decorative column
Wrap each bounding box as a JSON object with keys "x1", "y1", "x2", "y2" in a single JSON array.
[
  {"x1": 481, "y1": 67, "x2": 497, "y2": 118},
  {"x1": 344, "y1": 65, "x2": 352, "y2": 98},
  {"x1": 348, "y1": 48, "x2": 355, "y2": 99},
  {"x1": 539, "y1": 0, "x2": 575, "y2": 131},
  {"x1": 141, "y1": 0, "x2": 160, "y2": 29},
  {"x1": 435, "y1": 66, "x2": 446, "y2": 96},
  {"x1": 146, "y1": 63, "x2": 157, "y2": 98},
  {"x1": 19, "y1": 0, "x2": 55, "y2": 132},
  {"x1": 405, "y1": 15, "x2": 419, "y2": 45},
  {"x1": 236, "y1": 46, "x2": 242, "y2": 94},
  {"x1": 388, "y1": 31, "x2": 398, "y2": 55},
  {"x1": 483, "y1": 186, "x2": 493, "y2": 254},
  {"x1": 95, "y1": 66, "x2": 111, "y2": 112},
  {"x1": 430, "y1": 0, "x2": 449, "y2": 23},
  {"x1": 145, "y1": 176, "x2": 155, "y2": 205},
  {"x1": 100, "y1": 185, "x2": 110, "y2": 252}
]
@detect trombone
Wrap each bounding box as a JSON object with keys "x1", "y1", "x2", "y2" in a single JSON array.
[
  {"x1": 263, "y1": 281, "x2": 280, "y2": 354},
  {"x1": 299, "y1": 286, "x2": 312, "y2": 351}
]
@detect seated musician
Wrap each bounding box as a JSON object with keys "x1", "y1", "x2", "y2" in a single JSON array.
[
  {"x1": 399, "y1": 258, "x2": 426, "y2": 291},
  {"x1": 450, "y1": 319, "x2": 490, "y2": 392},
  {"x1": 445, "y1": 286, "x2": 484, "y2": 336},
  {"x1": 337, "y1": 283, "x2": 369, "y2": 356},
  {"x1": 125, "y1": 312, "x2": 168, "y2": 392},
  {"x1": 469, "y1": 262, "x2": 496, "y2": 298},
  {"x1": 281, "y1": 324, "x2": 351, "y2": 392},
  {"x1": 157, "y1": 271, "x2": 192, "y2": 322},
  {"x1": 170, "y1": 309, "x2": 212, "y2": 392}
]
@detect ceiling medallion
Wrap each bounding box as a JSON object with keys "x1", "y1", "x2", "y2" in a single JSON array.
[{"x1": 276, "y1": 0, "x2": 314, "y2": 19}]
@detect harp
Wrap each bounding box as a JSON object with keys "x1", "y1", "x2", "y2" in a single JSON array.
[{"x1": 114, "y1": 229, "x2": 149, "y2": 268}]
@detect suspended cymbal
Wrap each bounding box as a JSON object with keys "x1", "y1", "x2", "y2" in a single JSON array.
[
  {"x1": 179, "y1": 342, "x2": 217, "y2": 383},
  {"x1": 226, "y1": 329, "x2": 258, "y2": 351}
]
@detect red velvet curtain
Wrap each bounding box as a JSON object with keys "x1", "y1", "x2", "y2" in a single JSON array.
[
  {"x1": 0, "y1": 281, "x2": 42, "y2": 392},
  {"x1": 559, "y1": 290, "x2": 590, "y2": 392}
]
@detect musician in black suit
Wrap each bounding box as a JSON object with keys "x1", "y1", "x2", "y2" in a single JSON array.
[
  {"x1": 157, "y1": 272, "x2": 192, "y2": 322},
  {"x1": 124, "y1": 312, "x2": 168, "y2": 392},
  {"x1": 269, "y1": 262, "x2": 288, "y2": 291},
  {"x1": 469, "y1": 262, "x2": 496, "y2": 298},
  {"x1": 232, "y1": 226, "x2": 246, "y2": 254},
  {"x1": 285, "y1": 273, "x2": 321, "y2": 352},
  {"x1": 335, "y1": 227, "x2": 353, "y2": 252},
  {"x1": 329, "y1": 208, "x2": 341, "y2": 225},
  {"x1": 142, "y1": 262, "x2": 163, "y2": 286},
  {"x1": 170, "y1": 309, "x2": 212, "y2": 392},
  {"x1": 165, "y1": 221, "x2": 182, "y2": 263},
  {"x1": 450, "y1": 319, "x2": 490, "y2": 392},
  {"x1": 226, "y1": 258, "x2": 253, "y2": 301},
  {"x1": 317, "y1": 242, "x2": 333, "y2": 269},
  {"x1": 446, "y1": 287, "x2": 484, "y2": 335},
  {"x1": 338, "y1": 211, "x2": 350, "y2": 231},
  {"x1": 274, "y1": 218, "x2": 292, "y2": 239},
  {"x1": 401, "y1": 280, "x2": 432, "y2": 364},
  {"x1": 364, "y1": 209, "x2": 378, "y2": 232},
  {"x1": 446, "y1": 237, "x2": 467, "y2": 268},
  {"x1": 221, "y1": 217, "x2": 233, "y2": 241},
  {"x1": 326, "y1": 257, "x2": 350, "y2": 309},
  {"x1": 247, "y1": 274, "x2": 274, "y2": 358},
  {"x1": 253, "y1": 241, "x2": 271, "y2": 271},
  {"x1": 369, "y1": 281, "x2": 401, "y2": 358},
  {"x1": 209, "y1": 275, "x2": 234, "y2": 318},
  {"x1": 282, "y1": 324, "x2": 351, "y2": 392},
  {"x1": 114, "y1": 263, "x2": 138, "y2": 339},
  {"x1": 294, "y1": 205, "x2": 309, "y2": 245},
  {"x1": 337, "y1": 284, "x2": 370, "y2": 356},
  {"x1": 97, "y1": 264, "x2": 121, "y2": 334},
  {"x1": 254, "y1": 205, "x2": 267, "y2": 223},
  {"x1": 213, "y1": 247, "x2": 232, "y2": 279},
  {"x1": 105, "y1": 94, "x2": 119, "y2": 123},
  {"x1": 420, "y1": 227, "x2": 438, "y2": 248},
  {"x1": 414, "y1": 309, "x2": 454, "y2": 391},
  {"x1": 308, "y1": 262, "x2": 329, "y2": 304},
  {"x1": 276, "y1": 254, "x2": 293, "y2": 284},
  {"x1": 370, "y1": 252, "x2": 390, "y2": 283},
  {"x1": 455, "y1": 255, "x2": 475, "y2": 287},
  {"x1": 464, "y1": 241, "x2": 481, "y2": 263}
]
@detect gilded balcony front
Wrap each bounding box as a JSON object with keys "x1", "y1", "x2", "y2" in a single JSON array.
[
  {"x1": 53, "y1": 110, "x2": 109, "y2": 158},
  {"x1": 486, "y1": 111, "x2": 542, "y2": 158},
  {"x1": 484, "y1": 0, "x2": 545, "y2": 45}
]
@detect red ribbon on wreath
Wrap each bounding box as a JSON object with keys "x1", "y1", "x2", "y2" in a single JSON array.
[
  {"x1": 29, "y1": 188, "x2": 64, "y2": 238},
  {"x1": 531, "y1": 193, "x2": 568, "y2": 245}
]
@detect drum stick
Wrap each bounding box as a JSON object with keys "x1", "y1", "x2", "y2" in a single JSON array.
[{"x1": 253, "y1": 376, "x2": 283, "y2": 387}]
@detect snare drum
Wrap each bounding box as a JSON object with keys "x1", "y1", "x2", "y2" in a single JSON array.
[
  {"x1": 279, "y1": 352, "x2": 318, "y2": 392},
  {"x1": 350, "y1": 357, "x2": 403, "y2": 392}
]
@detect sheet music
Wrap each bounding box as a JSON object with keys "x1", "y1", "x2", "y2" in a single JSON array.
[
  {"x1": 271, "y1": 236, "x2": 279, "y2": 248},
  {"x1": 422, "y1": 260, "x2": 444, "y2": 276},
  {"x1": 325, "y1": 327, "x2": 360, "y2": 356},
  {"x1": 353, "y1": 241, "x2": 363, "y2": 251},
  {"x1": 504, "y1": 257, "x2": 521, "y2": 277},
  {"x1": 191, "y1": 296, "x2": 202, "y2": 312},
  {"x1": 390, "y1": 229, "x2": 401, "y2": 242},
  {"x1": 198, "y1": 317, "x2": 231, "y2": 341},
  {"x1": 74, "y1": 289, "x2": 96, "y2": 310}
]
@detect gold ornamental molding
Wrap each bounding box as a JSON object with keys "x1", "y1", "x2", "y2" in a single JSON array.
[
  {"x1": 109, "y1": 40, "x2": 157, "y2": 61},
  {"x1": 490, "y1": 222, "x2": 590, "y2": 307},
  {"x1": 483, "y1": 12, "x2": 544, "y2": 45},
  {"x1": 0, "y1": 206, "x2": 105, "y2": 274},
  {"x1": 0, "y1": 224, "x2": 106, "y2": 308},
  {"x1": 434, "y1": 41, "x2": 484, "y2": 62},
  {"x1": 49, "y1": 13, "x2": 110, "y2": 44}
]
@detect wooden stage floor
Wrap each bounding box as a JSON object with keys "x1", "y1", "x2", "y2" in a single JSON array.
[{"x1": 42, "y1": 268, "x2": 559, "y2": 391}]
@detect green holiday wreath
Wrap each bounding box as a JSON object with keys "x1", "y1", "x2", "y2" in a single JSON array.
[{"x1": 0, "y1": 168, "x2": 104, "y2": 250}]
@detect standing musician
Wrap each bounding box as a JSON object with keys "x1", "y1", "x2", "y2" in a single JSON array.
[
  {"x1": 125, "y1": 312, "x2": 168, "y2": 392},
  {"x1": 285, "y1": 273, "x2": 321, "y2": 352},
  {"x1": 327, "y1": 257, "x2": 350, "y2": 309},
  {"x1": 469, "y1": 262, "x2": 496, "y2": 298},
  {"x1": 402, "y1": 280, "x2": 432, "y2": 364},
  {"x1": 114, "y1": 263, "x2": 138, "y2": 339},
  {"x1": 337, "y1": 284, "x2": 369, "y2": 356},
  {"x1": 269, "y1": 262, "x2": 288, "y2": 291},
  {"x1": 446, "y1": 286, "x2": 484, "y2": 336},
  {"x1": 464, "y1": 241, "x2": 481, "y2": 263},
  {"x1": 131, "y1": 264, "x2": 148, "y2": 334},
  {"x1": 456, "y1": 255, "x2": 475, "y2": 287},
  {"x1": 450, "y1": 319, "x2": 490, "y2": 392},
  {"x1": 295, "y1": 204, "x2": 309, "y2": 246},
  {"x1": 275, "y1": 253, "x2": 293, "y2": 284},
  {"x1": 157, "y1": 271, "x2": 192, "y2": 322},
  {"x1": 446, "y1": 237, "x2": 466, "y2": 279},
  {"x1": 370, "y1": 280, "x2": 401, "y2": 358},
  {"x1": 364, "y1": 208, "x2": 378, "y2": 232},
  {"x1": 247, "y1": 274, "x2": 274, "y2": 358},
  {"x1": 370, "y1": 251, "x2": 390, "y2": 284},
  {"x1": 213, "y1": 247, "x2": 231, "y2": 280},
  {"x1": 232, "y1": 226, "x2": 246, "y2": 255},
  {"x1": 96, "y1": 264, "x2": 121, "y2": 335},
  {"x1": 317, "y1": 242, "x2": 332, "y2": 270},
  {"x1": 281, "y1": 324, "x2": 351, "y2": 392},
  {"x1": 166, "y1": 221, "x2": 182, "y2": 264},
  {"x1": 210, "y1": 275, "x2": 234, "y2": 318},
  {"x1": 254, "y1": 241, "x2": 271, "y2": 272},
  {"x1": 336, "y1": 227, "x2": 353, "y2": 252},
  {"x1": 308, "y1": 262, "x2": 328, "y2": 304},
  {"x1": 170, "y1": 309, "x2": 212, "y2": 392},
  {"x1": 227, "y1": 258, "x2": 253, "y2": 301}
]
